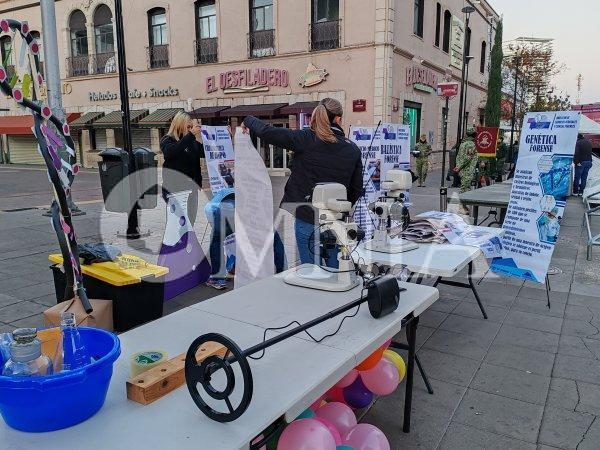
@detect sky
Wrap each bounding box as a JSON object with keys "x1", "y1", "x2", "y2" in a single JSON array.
[{"x1": 496, "y1": 0, "x2": 599, "y2": 105}]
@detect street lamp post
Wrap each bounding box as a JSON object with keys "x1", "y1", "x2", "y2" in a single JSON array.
[
  {"x1": 455, "y1": 5, "x2": 476, "y2": 148},
  {"x1": 462, "y1": 55, "x2": 475, "y2": 136},
  {"x1": 114, "y1": 0, "x2": 140, "y2": 239}
]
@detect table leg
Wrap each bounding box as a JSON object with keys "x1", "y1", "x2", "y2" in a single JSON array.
[
  {"x1": 468, "y1": 261, "x2": 488, "y2": 319},
  {"x1": 390, "y1": 342, "x2": 434, "y2": 395},
  {"x1": 403, "y1": 315, "x2": 419, "y2": 433},
  {"x1": 473, "y1": 205, "x2": 479, "y2": 225}
]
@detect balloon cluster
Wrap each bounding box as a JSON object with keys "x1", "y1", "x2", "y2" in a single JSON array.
[
  {"x1": 277, "y1": 403, "x2": 388, "y2": 450},
  {"x1": 331, "y1": 341, "x2": 406, "y2": 410},
  {"x1": 273, "y1": 342, "x2": 406, "y2": 450}
]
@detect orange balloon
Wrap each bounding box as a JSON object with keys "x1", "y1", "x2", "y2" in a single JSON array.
[{"x1": 356, "y1": 346, "x2": 386, "y2": 371}]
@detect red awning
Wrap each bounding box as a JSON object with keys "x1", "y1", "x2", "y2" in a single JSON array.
[{"x1": 0, "y1": 113, "x2": 81, "y2": 135}]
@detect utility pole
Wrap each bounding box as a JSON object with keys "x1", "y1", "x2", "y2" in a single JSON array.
[
  {"x1": 455, "y1": 6, "x2": 475, "y2": 148},
  {"x1": 114, "y1": 0, "x2": 140, "y2": 239},
  {"x1": 40, "y1": 0, "x2": 84, "y2": 216}
]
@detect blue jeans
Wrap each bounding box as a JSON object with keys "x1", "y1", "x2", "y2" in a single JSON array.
[
  {"x1": 207, "y1": 204, "x2": 286, "y2": 278},
  {"x1": 574, "y1": 161, "x2": 593, "y2": 194},
  {"x1": 294, "y1": 218, "x2": 339, "y2": 269}
]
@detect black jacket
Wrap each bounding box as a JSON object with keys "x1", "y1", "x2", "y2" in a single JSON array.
[
  {"x1": 160, "y1": 132, "x2": 205, "y2": 194},
  {"x1": 244, "y1": 116, "x2": 363, "y2": 223},
  {"x1": 574, "y1": 137, "x2": 593, "y2": 165}
]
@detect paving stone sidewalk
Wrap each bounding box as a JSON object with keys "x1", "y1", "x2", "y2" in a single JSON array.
[{"x1": 1, "y1": 167, "x2": 600, "y2": 449}]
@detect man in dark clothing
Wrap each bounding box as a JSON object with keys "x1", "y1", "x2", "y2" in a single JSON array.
[{"x1": 573, "y1": 134, "x2": 594, "y2": 196}]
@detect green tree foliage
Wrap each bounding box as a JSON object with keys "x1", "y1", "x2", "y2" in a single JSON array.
[{"x1": 484, "y1": 21, "x2": 503, "y2": 127}]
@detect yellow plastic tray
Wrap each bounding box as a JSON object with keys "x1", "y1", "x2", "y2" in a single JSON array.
[{"x1": 49, "y1": 253, "x2": 169, "y2": 287}]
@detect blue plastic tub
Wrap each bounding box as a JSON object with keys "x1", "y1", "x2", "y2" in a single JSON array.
[{"x1": 0, "y1": 327, "x2": 121, "y2": 432}]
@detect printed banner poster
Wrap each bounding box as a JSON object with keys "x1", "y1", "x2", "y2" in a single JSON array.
[
  {"x1": 476, "y1": 126, "x2": 499, "y2": 158},
  {"x1": 350, "y1": 124, "x2": 411, "y2": 238},
  {"x1": 350, "y1": 126, "x2": 381, "y2": 239},
  {"x1": 201, "y1": 126, "x2": 235, "y2": 194},
  {"x1": 491, "y1": 111, "x2": 581, "y2": 283},
  {"x1": 380, "y1": 123, "x2": 411, "y2": 179}
]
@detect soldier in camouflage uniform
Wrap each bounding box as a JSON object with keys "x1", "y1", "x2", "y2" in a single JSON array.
[
  {"x1": 413, "y1": 134, "x2": 432, "y2": 187},
  {"x1": 495, "y1": 135, "x2": 508, "y2": 182},
  {"x1": 456, "y1": 126, "x2": 478, "y2": 194}
]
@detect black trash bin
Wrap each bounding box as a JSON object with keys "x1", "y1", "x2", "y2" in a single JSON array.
[
  {"x1": 98, "y1": 148, "x2": 131, "y2": 213},
  {"x1": 133, "y1": 147, "x2": 158, "y2": 210}
]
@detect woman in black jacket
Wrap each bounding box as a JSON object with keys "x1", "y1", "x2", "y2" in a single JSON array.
[
  {"x1": 160, "y1": 111, "x2": 205, "y2": 223},
  {"x1": 242, "y1": 98, "x2": 363, "y2": 268}
]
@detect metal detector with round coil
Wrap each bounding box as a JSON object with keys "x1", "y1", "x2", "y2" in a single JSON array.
[
  {"x1": 185, "y1": 275, "x2": 402, "y2": 423},
  {"x1": 0, "y1": 18, "x2": 92, "y2": 312}
]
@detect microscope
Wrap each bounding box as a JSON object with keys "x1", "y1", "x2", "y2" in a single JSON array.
[
  {"x1": 284, "y1": 183, "x2": 363, "y2": 292},
  {"x1": 364, "y1": 170, "x2": 418, "y2": 253}
]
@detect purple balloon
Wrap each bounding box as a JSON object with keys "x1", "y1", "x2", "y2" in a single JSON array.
[{"x1": 343, "y1": 377, "x2": 373, "y2": 409}]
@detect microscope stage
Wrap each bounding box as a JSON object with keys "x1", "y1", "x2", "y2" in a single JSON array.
[{"x1": 283, "y1": 264, "x2": 360, "y2": 292}]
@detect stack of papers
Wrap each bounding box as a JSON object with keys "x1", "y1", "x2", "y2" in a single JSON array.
[{"x1": 400, "y1": 211, "x2": 504, "y2": 259}]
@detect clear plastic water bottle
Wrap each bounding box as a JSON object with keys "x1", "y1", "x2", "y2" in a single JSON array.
[
  {"x1": 2, "y1": 328, "x2": 53, "y2": 377},
  {"x1": 60, "y1": 312, "x2": 91, "y2": 371}
]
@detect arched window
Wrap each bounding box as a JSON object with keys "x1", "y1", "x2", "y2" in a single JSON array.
[
  {"x1": 442, "y1": 10, "x2": 451, "y2": 53},
  {"x1": 148, "y1": 7, "x2": 168, "y2": 68},
  {"x1": 434, "y1": 3, "x2": 441, "y2": 47},
  {"x1": 195, "y1": 1, "x2": 218, "y2": 63},
  {"x1": 68, "y1": 10, "x2": 88, "y2": 76},
  {"x1": 0, "y1": 36, "x2": 12, "y2": 66},
  {"x1": 480, "y1": 41, "x2": 487, "y2": 73},
  {"x1": 413, "y1": 0, "x2": 424, "y2": 38},
  {"x1": 94, "y1": 5, "x2": 114, "y2": 54}
]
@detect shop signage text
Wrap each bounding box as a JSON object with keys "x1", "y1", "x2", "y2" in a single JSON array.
[
  {"x1": 450, "y1": 16, "x2": 465, "y2": 70},
  {"x1": 88, "y1": 87, "x2": 179, "y2": 102},
  {"x1": 406, "y1": 66, "x2": 438, "y2": 91},
  {"x1": 206, "y1": 68, "x2": 289, "y2": 94},
  {"x1": 437, "y1": 82, "x2": 459, "y2": 97}
]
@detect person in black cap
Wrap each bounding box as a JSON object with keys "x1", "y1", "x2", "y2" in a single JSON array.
[
  {"x1": 573, "y1": 133, "x2": 594, "y2": 196},
  {"x1": 241, "y1": 98, "x2": 363, "y2": 268}
]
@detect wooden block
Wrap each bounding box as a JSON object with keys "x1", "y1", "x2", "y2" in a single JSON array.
[{"x1": 126, "y1": 342, "x2": 226, "y2": 405}]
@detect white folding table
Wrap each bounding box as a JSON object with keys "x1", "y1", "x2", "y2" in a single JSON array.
[
  {"x1": 354, "y1": 243, "x2": 488, "y2": 319},
  {"x1": 0, "y1": 277, "x2": 438, "y2": 450}
]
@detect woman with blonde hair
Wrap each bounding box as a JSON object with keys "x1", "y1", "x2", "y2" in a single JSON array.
[
  {"x1": 241, "y1": 98, "x2": 363, "y2": 268},
  {"x1": 160, "y1": 111, "x2": 204, "y2": 223}
]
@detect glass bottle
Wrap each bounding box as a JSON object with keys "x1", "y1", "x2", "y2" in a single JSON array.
[
  {"x1": 60, "y1": 312, "x2": 91, "y2": 371},
  {"x1": 2, "y1": 328, "x2": 53, "y2": 377}
]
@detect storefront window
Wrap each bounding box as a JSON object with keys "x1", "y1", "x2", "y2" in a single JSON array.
[
  {"x1": 94, "y1": 5, "x2": 114, "y2": 54},
  {"x1": 313, "y1": 0, "x2": 339, "y2": 22},
  {"x1": 403, "y1": 102, "x2": 422, "y2": 151},
  {"x1": 250, "y1": 0, "x2": 273, "y2": 31},
  {"x1": 197, "y1": 1, "x2": 216, "y2": 39}
]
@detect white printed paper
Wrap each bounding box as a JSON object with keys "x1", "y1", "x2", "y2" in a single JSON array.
[{"x1": 491, "y1": 111, "x2": 581, "y2": 282}]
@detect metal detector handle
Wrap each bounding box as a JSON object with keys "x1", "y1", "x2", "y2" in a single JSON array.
[{"x1": 76, "y1": 286, "x2": 93, "y2": 314}]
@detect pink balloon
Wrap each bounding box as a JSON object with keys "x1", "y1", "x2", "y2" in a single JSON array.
[
  {"x1": 310, "y1": 394, "x2": 326, "y2": 412},
  {"x1": 343, "y1": 424, "x2": 390, "y2": 450},
  {"x1": 335, "y1": 369, "x2": 359, "y2": 389},
  {"x1": 383, "y1": 339, "x2": 392, "y2": 348},
  {"x1": 278, "y1": 419, "x2": 337, "y2": 450},
  {"x1": 316, "y1": 402, "x2": 358, "y2": 437},
  {"x1": 361, "y1": 358, "x2": 400, "y2": 396},
  {"x1": 314, "y1": 417, "x2": 342, "y2": 446}
]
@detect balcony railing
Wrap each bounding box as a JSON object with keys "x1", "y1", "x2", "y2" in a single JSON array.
[
  {"x1": 66, "y1": 55, "x2": 89, "y2": 77},
  {"x1": 147, "y1": 44, "x2": 169, "y2": 69},
  {"x1": 195, "y1": 38, "x2": 218, "y2": 64},
  {"x1": 92, "y1": 52, "x2": 116, "y2": 74},
  {"x1": 310, "y1": 19, "x2": 341, "y2": 51},
  {"x1": 248, "y1": 29, "x2": 275, "y2": 58}
]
